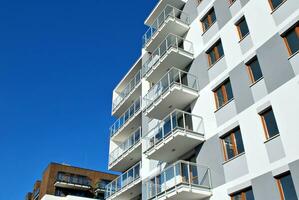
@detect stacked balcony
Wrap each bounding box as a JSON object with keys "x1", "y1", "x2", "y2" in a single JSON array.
[
  {"x1": 143, "y1": 4, "x2": 190, "y2": 52},
  {"x1": 143, "y1": 110, "x2": 205, "y2": 162},
  {"x1": 145, "y1": 161, "x2": 212, "y2": 200},
  {"x1": 105, "y1": 162, "x2": 142, "y2": 200},
  {"x1": 109, "y1": 127, "x2": 142, "y2": 172},
  {"x1": 112, "y1": 69, "x2": 142, "y2": 117},
  {"x1": 110, "y1": 97, "x2": 142, "y2": 142},
  {"x1": 143, "y1": 68, "x2": 199, "y2": 120},
  {"x1": 142, "y1": 34, "x2": 194, "y2": 83},
  {"x1": 54, "y1": 173, "x2": 91, "y2": 190}
]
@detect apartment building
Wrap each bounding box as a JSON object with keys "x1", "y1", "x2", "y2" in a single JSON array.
[
  {"x1": 25, "y1": 162, "x2": 116, "y2": 200},
  {"x1": 105, "y1": 0, "x2": 299, "y2": 199}
]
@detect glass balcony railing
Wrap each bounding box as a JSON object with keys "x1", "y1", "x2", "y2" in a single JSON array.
[
  {"x1": 112, "y1": 70, "x2": 141, "y2": 111},
  {"x1": 145, "y1": 161, "x2": 211, "y2": 199},
  {"x1": 142, "y1": 5, "x2": 190, "y2": 48},
  {"x1": 109, "y1": 127, "x2": 141, "y2": 166},
  {"x1": 110, "y1": 97, "x2": 141, "y2": 138},
  {"x1": 142, "y1": 34, "x2": 194, "y2": 77},
  {"x1": 143, "y1": 68, "x2": 199, "y2": 109},
  {"x1": 105, "y1": 162, "x2": 141, "y2": 199},
  {"x1": 144, "y1": 109, "x2": 204, "y2": 152},
  {"x1": 56, "y1": 172, "x2": 91, "y2": 186}
]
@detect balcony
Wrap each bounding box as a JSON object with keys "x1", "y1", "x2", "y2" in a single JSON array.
[
  {"x1": 143, "y1": 68, "x2": 199, "y2": 120},
  {"x1": 110, "y1": 97, "x2": 142, "y2": 142},
  {"x1": 54, "y1": 173, "x2": 91, "y2": 190},
  {"x1": 144, "y1": 110, "x2": 205, "y2": 162},
  {"x1": 33, "y1": 189, "x2": 40, "y2": 200},
  {"x1": 145, "y1": 161, "x2": 212, "y2": 200},
  {"x1": 112, "y1": 69, "x2": 142, "y2": 117},
  {"x1": 145, "y1": 0, "x2": 186, "y2": 26},
  {"x1": 142, "y1": 34, "x2": 194, "y2": 83},
  {"x1": 105, "y1": 162, "x2": 142, "y2": 200},
  {"x1": 143, "y1": 5, "x2": 190, "y2": 52},
  {"x1": 109, "y1": 127, "x2": 142, "y2": 172}
]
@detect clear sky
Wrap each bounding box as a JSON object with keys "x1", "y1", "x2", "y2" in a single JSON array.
[{"x1": 0, "y1": 0, "x2": 156, "y2": 199}]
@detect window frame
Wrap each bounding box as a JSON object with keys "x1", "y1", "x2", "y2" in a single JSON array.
[
  {"x1": 268, "y1": 0, "x2": 286, "y2": 11},
  {"x1": 246, "y1": 57, "x2": 263, "y2": 84},
  {"x1": 282, "y1": 25, "x2": 299, "y2": 56},
  {"x1": 213, "y1": 79, "x2": 232, "y2": 109},
  {"x1": 260, "y1": 107, "x2": 279, "y2": 140},
  {"x1": 236, "y1": 17, "x2": 249, "y2": 40},
  {"x1": 230, "y1": 187, "x2": 254, "y2": 200},
  {"x1": 221, "y1": 127, "x2": 244, "y2": 161},
  {"x1": 207, "y1": 40, "x2": 224, "y2": 67},
  {"x1": 275, "y1": 172, "x2": 297, "y2": 200},
  {"x1": 201, "y1": 8, "x2": 216, "y2": 33}
]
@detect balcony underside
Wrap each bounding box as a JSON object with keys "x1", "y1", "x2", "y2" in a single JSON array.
[
  {"x1": 145, "y1": 48, "x2": 193, "y2": 83},
  {"x1": 111, "y1": 111, "x2": 142, "y2": 142},
  {"x1": 54, "y1": 181, "x2": 91, "y2": 191},
  {"x1": 145, "y1": 129, "x2": 204, "y2": 162},
  {"x1": 109, "y1": 143, "x2": 142, "y2": 172},
  {"x1": 112, "y1": 83, "x2": 142, "y2": 118},
  {"x1": 144, "y1": 84, "x2": 198, "y2": 120},
  {"x1": 145, "y1": 0, "x2": 186, "y2": 26},
  {"x1": 145, "y1": 17, "x2": 189, "y2": 53},
  {"x1": 155, "y1": 184, "x2": 211, "y2": 200},
  {"x1": 107, "y1": 180, "x2": 141, "y2": 200}
]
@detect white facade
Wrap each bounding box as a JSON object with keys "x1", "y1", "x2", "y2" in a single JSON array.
[
  {"x1": 41, "y1": 194, "x2": 97, "y2": 200},
  {"x1": 106, "y1": 0, "x2": 299, "y2": 199}
]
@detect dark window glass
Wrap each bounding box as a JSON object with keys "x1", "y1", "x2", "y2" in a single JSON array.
[
  {"x1": 247, "y1": 58, "x2": 263, "y2": 83},
  {"x1": 231, "y1": 188, "x2": 255, "y2": 200},
  {"x1": 215, "y1": 87, "x2": 225, "y2": 107},
  {"x1": 217, "y1": 41, "x2": 224, "y2": 58},
  {"x1": 278, "y1": 173, "x2": 298, "y2": 200},
  {"x1": 201, "y1": 9, "x2": 216, "y2": 31},
  {"x1": 222, "y1": 127, "x2": 244, "y2": 160},
  {"x1": 261, "y1": 108, "x2": 279, "y2": 139},
  {"x1": 270, "y1": 0, "x2": 284, "y2": 10},
  {"x1": 284, "y1": 27, "x2": 299, "y2": 55},
  {"x1": 207, "y1": 40, "x2": 224, "y2": 66},
  {"x1": 245, "y1": 189, "x2": 255, "y2": 200},
  {"x1": 237, "y1": 18, "x2": 250, "y2": 39},
  {"x1": 224, "y1": 80, "x2": 233, "y2": 101},
  {"x1": 210, "y1": 9, "x2": 216, "y2": 23}
]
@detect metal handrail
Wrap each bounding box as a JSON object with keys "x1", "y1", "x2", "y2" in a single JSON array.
[
  {"x1": 112, "y1": 69, "x2": 141, "y2": 111},
  {"x1": 105, "y1": 162, "x2": 142, "y2": 199},
  {"x1": 143, "y1": 67, "x2": 199, "y2": 109},
  {"x1": 145, "y1": 160, "x2": 211, "y2": 199},
  {"x1": 142, "y1": 4, "x2": 190, "y2": 48},
  {"x1": 143, "y1": 109, "x2": 204, "y2": 152},
  {"x1": 142, "y1": 34, "x2": 194, "y2": 77},
  {"x1": 110, "y1": 97, "x2": 141, "y2": 138},
  {"x1": 109, "y1": 127, "x2": 141, "y2": 165}
]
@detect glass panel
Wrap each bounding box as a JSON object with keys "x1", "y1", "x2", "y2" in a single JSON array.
[
  {"x1": 217, "y1": 41, "x2": 224, "y2": 59},
  {"x1": 209, "y1": 50, "x2": 217, "y2": 65},
  {"x1": 202, "y1": 17, "x2": 210, "y2": 30},
  {"x1": 165, "y1": 167, "x2": 175, "y2": 190},
  {"x1": 216, "y1": 87, "x2": 225, "y2": 107},
  {"x1": 285, "y1": 29, "x2": 299, "y2": 55},
  {"x1": 263, "y1": 109, "x2": 279, "y2": 138},
  {"x1": 163, "y1": 117, "x2": 172, "y2": 137},
  {"x1": 223, "y1": 135, "x2": 235, "y2": 160},
  {"x1": 234, "y1": 129, "x2": 244, "y2": 154},
  {"x1": 271, "y1": 0, "x2": 284, "y2": 9},
  {"x1": 224, "y1": 80, "x2": 234, "y2": 101},
  {"x1": 245, "y1": 189, "x2": 255, "y2": 200},
  {"x1": 231, "y1": 193, "x2": 242, "y2": 200},
  {"x1": 190, "y1": 165, "x2": 199, "y2": 184},
  {"x1": 181, "y1": 163, "x2": 189, "y2": 183},
  {"x1": 238, "y1": 18, "x2": 249, "y2": 38},
  {"x1": 210, "y1": 9, "x2": 216, "y2": 23},
  {"x1": 249, "y1": 58, "x2": 263, "y2": 82},
  {"x1": 280, "y1": 174, "x2": 298, "y2": 200}
]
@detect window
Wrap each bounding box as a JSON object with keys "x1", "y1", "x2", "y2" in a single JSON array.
[
  {"x1": 231, "y1": 187, "x2": 255, "y2": 200},
  {"x1": 260, "y1": 107, "x2": 279, "y2": 140},
  {"x1": 201, "y1": 8, "x2": 216, "y2": 32},
  {"x1": 236, "y1": 17, "x2": 250, "y2": 40},
  {"x1": 268, "y1": 0, "x2": 285, "y2": 11},
  {"x1": 246, "y1": 57, "x2": 263, "y2": 84},
  {"x1": 282, "y1": 25, "x2": 299, "y2": 56},
  {"x1": 221, "y1": 127, "x2": 244, "y2": 161},
  {"x1": 214, "y1": 79, "x2": 233, "y2": 109},
  {"x1": 276, "y1": 172, "x2": 298, "y2": 200},
  {"x1": 228, "y1": 0, "x2": 237, "y2": 6},
  {"x1": 207, "y1": 40, "x2": 224, "y2": 66}
]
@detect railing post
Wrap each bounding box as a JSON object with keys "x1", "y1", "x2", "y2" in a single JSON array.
[
  {"x1": 183, "y1": 111, "x2": 186, "y2": 130},
  {"x1": 188, "y1": 162, "x2": 191, "y2": 185},
  {"x1": 176, "y1": 35, "x2": 178, "y2": 50}
]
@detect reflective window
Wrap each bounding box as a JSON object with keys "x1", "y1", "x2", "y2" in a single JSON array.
[
  {"x1": 260, "y1": 107, "x2": 279, "y2": 139},
  {"x1": 221, "y1": 127, "x2": 244, "y2": 161},
  {"x1": 201, "y1": 8, "x2": 216, "y2": 32},
  {"x1": 276, "y1": 173, "x2": 298, "y2": 200},
  {"x1": 236, "y1": 17, "x2": 250, "y2": 39},
  {"x1": 269, "y1": 0, "x2": 284, "y2": 10},
  {"x1": 283, "y1": 25, "x2": 299, "y2": 56},
  {"x1": 247, "y1": 57, "x2": 263, "y2": 83},
  {"x1": 231, "y1": 187, "x2": 255, "y2": 200},
  {"x1": 207, "y1": 40, "x2": 224, "y2": 66},
  {"x1": 214, "y1": 79, "x2": 233, "y2": 109}
]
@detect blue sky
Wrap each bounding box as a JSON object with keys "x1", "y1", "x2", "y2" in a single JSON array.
[{"x1": 0, "y1": 0, "x2": 156, "y2": 199}]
